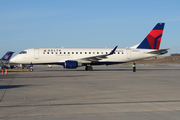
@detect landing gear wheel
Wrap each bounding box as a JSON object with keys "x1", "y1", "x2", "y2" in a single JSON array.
[
  {"x1": 29, "y1": 68, "x2": 33, "y2": 72},
  {"x1": 85, "y1": 66, "x2": 93, "y2": 71}
]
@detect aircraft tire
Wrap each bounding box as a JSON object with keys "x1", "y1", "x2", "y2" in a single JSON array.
[
  {"x1": 29, "y1": 68, "x2": 33, "y2": 72},
  {"x1": 85, "y1": 66, "x2": 93, "y2": 71}
]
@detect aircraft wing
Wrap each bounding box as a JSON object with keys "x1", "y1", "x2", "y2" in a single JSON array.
[
  {"x1": 147, "y1": 48, "x2": 169, "y2": 55},
  {"x1": 78, "y1": 46, "x2": 118, "y2": 62},
  {"x1": 81, "y1": 54, "x2": 109, "y2": 61}
]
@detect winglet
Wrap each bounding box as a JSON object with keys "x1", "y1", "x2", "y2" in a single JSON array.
[{"x1": 109, "y1": 46, "x2": 118, "y2": 55}]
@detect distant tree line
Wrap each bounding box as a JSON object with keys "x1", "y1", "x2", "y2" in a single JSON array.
[{"x1": 171, "y1": 53, "x2": 180, "y2": 56}]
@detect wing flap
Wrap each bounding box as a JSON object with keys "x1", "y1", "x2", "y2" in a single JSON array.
[
  {"x1": 72, "y1": 46, "x2": 118, "y2": 62},
  {"x1": 82, "y1": 55, "x2": 108, "y2": 61},
  {"x1": 81, "y1": 46, "x2": 118, "y2": 61}
]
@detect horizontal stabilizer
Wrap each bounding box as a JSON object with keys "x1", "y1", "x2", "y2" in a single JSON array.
[{"x1": 147, "y1": 48, "x2": 169, "y2": 55}]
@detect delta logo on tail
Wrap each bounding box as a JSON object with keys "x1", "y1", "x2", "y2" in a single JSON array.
[{"x1": 137, "y1": 23, "x2": 165, "y2": 50}]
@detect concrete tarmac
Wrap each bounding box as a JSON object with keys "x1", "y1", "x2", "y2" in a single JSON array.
[{"x1": 0, "y1": 64, "x2": 180, "y2": 120}]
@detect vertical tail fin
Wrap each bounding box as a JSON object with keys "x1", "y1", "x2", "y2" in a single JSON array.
[
  {"x1": 137, "y1": 23, "x2": 165, "y2": 50},
  {"x1": 1, "y1": 51, "x2": 14, "y2": 61}
]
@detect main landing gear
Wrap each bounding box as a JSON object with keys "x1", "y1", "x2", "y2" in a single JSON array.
[
  {"x1": 85, "y1": 66, "x2": 93, "y2": 71},
  {"x1": 29, "y1": 67, "x2": 33, "y2": 72},
  {"x1": 29, "y1": 63, "x2": 34, "y2": 72}
]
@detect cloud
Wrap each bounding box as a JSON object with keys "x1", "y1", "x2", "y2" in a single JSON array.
[
  {"x1": 0, "y1": 39, "x2": 28, "y2": 43},
  {"x1": 165, "y1": 18, "x2": 180, "y2": 22},
  {"x1": 0, "y1": 10, "x2": 61, "y2": 21}
]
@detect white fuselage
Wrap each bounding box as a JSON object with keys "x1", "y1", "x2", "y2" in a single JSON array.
[
  {"x1": 10, "y1": 48, "x2": 157, "y2": 65},
  {"x1": 9, "y1": 23, "x2": 168, "y2": 71}
]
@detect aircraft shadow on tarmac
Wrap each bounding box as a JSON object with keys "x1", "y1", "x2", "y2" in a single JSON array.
[
  {"x1": 0, "y1": 85, "x2": 31, "y2": 90},
  {"x1": 16, "y1": 75, "x2": 89, "y2": 78},
  {"x1": 41, "y1": 68, "x2": 133, "y2": 72},
  {"x1": 41, "y1": 68, "x2": 180, "y2": 72},
  {"x1": 0, "y1": 74, "x2": 16, "y2": 79}
]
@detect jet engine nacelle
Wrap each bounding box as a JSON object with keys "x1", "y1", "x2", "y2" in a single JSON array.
[{"x1": 64, "y1": 60, "x2": 82, "y2": 69}]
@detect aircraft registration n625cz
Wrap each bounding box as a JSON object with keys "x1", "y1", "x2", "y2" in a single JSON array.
[{"x1": 10, "y1": 23, "x2": 168, "y2": 71}]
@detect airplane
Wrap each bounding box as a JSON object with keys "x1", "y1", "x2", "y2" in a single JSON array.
[
  {"x1": 0, "y1": 51, "x2": 14, "y2": 70},
  {"x1": 10, "y1": 23, "x2": 168, "y2": 71}
]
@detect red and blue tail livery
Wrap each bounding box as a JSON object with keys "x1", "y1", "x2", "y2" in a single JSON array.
[
  {"x1": 137, "y1": 23, "x2": 165, "y2": 50},
  {"x1": 0, "y1": 51, "x2": 14, "y2": 61}
]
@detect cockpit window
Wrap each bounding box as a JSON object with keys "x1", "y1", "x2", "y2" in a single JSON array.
[{"x1": 19, "y1": 51, "x2": 27, "y2": 54}]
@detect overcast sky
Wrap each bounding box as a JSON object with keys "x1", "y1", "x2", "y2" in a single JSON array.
[{"x1": 0, "y1": 0, "x2": 180, "y2": 57}]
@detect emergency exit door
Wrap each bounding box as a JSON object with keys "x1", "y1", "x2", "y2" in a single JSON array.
[{"x1": 34, "y1": 48, "x2": 39, "y2": 59}]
